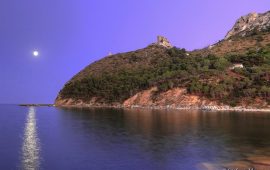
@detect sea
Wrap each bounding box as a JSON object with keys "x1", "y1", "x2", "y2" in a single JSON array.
[{"x1": 1, "y1": 104, "x2": 270, "y2": 170}]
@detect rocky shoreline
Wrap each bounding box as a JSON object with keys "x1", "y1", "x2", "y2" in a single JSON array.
[
  {"x1": 55, "y1": 104, "x2": 270, "y2": 112},
  {"x1": 18, "y1": 102, "x2": 270, "y2": 112},
  {"x1": 129, "y1": 105, "x2": 270, "y2": 112},
  {"x1": 55, "y1": 87, "x2": 270, "y2": 112},
  {"x1": 19, "y1": 104, "x2": 55, "y2": 107}
]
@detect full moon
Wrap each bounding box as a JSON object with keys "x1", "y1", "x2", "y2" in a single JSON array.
[{"x1": 33, "y1": 51, "x2": 39, "y2": 57}]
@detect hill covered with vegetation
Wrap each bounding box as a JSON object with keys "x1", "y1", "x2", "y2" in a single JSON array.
[{"x1": 56, "y1": 11, "x2": 270, "y2": 109}]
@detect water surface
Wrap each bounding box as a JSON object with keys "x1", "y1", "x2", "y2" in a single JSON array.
[{"x1": 1, "y1": 105, "x2": 270, "y2": 169}]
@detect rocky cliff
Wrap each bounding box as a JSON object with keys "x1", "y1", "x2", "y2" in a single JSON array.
[
  {"x1": 55, "y1": 11, "x2": 270, "y2": 110},
  {"x1": 225, "y1": 11, "x2": 270, "y2": 39}
]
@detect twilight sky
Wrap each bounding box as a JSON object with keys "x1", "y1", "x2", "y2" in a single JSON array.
[{"x1": 0, "y1": 0, "x2": 269, "y2": 104}]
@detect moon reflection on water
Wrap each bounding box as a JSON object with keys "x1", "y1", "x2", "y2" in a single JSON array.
[{"x1": 21, "y1": 107, "x2": 41, "y2": 170}]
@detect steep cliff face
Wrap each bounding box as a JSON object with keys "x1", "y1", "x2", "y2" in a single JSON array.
[
  {"x1": 225, "y1": 11, "x2": 270, "y2": 39},
  {"x1": 55, "y1": 11, "x2": 270, "y2": 109}
]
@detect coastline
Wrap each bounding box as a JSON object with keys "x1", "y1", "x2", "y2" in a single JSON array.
[
  {"x1": 20, "y1": 102, "x2": 270, "y2": 112},
  {"x1": 19, "y1": 104, "x2": 55, "y2": 107},
  {"x1": 55, "y1": 87, "x2": 270, "y2": 112},
  {"x1": 55, "y1": 104, "x2": 270, "y2": 112}
]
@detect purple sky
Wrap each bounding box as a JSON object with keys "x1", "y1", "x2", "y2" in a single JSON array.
[{"x1": 0, "y1": 0, "x2": 269, "y2": 104}]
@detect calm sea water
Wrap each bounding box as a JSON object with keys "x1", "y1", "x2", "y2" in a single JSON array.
[{"x1": 1, "y1": 104, "x2": 270, "y2": 170}]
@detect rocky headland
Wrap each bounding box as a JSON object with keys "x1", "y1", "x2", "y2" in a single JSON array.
[{"x1": 55, "y1": 11, "x2": 270, "y2": 112}]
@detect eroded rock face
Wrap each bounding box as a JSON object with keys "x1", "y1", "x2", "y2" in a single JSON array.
[
  {"x1": 56, "y1": 87, "x2": 217, "y2": 108},
  {"x1": 225, "y1": 11, "x2": 270, "y2": 39},
  {"x1": 156, "y1": 36, "x2": 173, "y2": 48},
  {"x1": 123, "y1": 87, "x2": 217, "y2": 108}
]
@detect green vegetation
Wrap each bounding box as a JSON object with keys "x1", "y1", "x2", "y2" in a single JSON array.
[{"x1": 59, "y1": 43, "x2": 270, "y2": 106}]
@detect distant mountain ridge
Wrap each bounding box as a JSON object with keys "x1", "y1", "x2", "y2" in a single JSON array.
[{"x1": 55, "y1": 11, "x2": 270, "y2": 111}]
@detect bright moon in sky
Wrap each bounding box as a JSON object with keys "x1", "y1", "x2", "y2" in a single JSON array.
[{"x1": 33, "y1": 50, "x2": 39, "y2": 57}]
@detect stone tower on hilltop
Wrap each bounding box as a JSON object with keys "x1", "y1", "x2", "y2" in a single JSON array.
[{"x1": 157, "y1": 36, "x2": 173, "y2": 48}]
